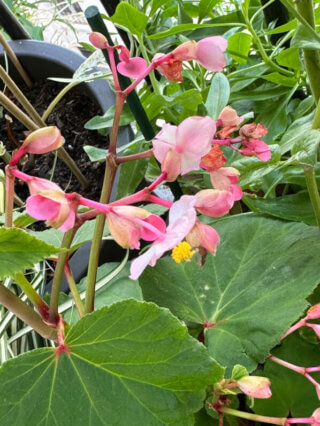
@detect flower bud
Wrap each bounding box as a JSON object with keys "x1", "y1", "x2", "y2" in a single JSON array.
[
  {"x1": 23, "y1": 127, "x2": 64, "y2": 154},
  {"x1": 172, "y1": 41, "x2": 197, "y2": 61},
  {"x1": 218, "y1": 106, "x2": 241, "y2": 127},
  {"x1": 195, "y1": 189, "x2": 233, "y2": 217},
  {"x1": 307, "y1": 303, "x2": 320, "y2": 319},
  {"x1": 89, "y1": 32, "x2": 107, "y2": 49},
  {"x1": 161, "y1": 149, "x2": 181, "y2": 182},
  {"x1": 240, "y1": 123, "x2": 267, "y2": 139},
  {"x1": 237, "y1": 376, "x2": 272, "y2": 399},
  {"x1": 186, "y1": 221, "x2": 220, "y2": 254},
  {"x1": 201, "y1": 145, "x2": 226, "y2": 171}
]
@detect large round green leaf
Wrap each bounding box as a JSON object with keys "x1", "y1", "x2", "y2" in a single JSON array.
[
  {"x1": 140, "y1": 215, "x2": 320, "y2": 373},
  {"x1": 0, "y1": 300, "x2": 223, "y2": 425}
]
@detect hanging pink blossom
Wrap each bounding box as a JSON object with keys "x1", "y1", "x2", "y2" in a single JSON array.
[
  {"x1": 130, "y1": 196, "x2": 197, "y2": 280},
  {"x1": 240, "y1": 139, "x2": 271, "y2": 162},
  {"x1": 186, "y1": 221, "x2": 220, "y2": 254},
  {"x1": 237, "y1": 376, "x2": 272, "y2": 399},
  {"x1": 117, "y1": 46, "x2": 148, "y2": 79},
  {"x1": 195, "y1": 189, "x2": 234, "y2": 217},
  {"x1": 209, "y1": 167, "x2": 243, "y2": 201},
  {"x1": 106, "y1": 206, "x2": 166, "y2": 250},
  {"x1": 26, "y1": 177, "x2": 77, "y2": 231},
  {"x1": 153, "y1": 116, "x2": 216, "y2": 178}
]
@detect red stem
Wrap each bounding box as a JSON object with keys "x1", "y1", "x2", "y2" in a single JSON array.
[{"x1": 116, "y1": 148, "x2": 154, "y2": 164}]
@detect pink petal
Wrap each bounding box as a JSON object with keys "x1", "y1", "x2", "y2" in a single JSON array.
[
  {"x1": 58, "y1": 208, "x2": 76, "y2": 232},
  {"x1": 196, "y1": 36, "x2": 227, "y2": 71},
  {"x1": 24, "y1": 127, "x2": 63, "y2": 155},
  {"x1": 176, "y1": 116, "x2": 215, "y2": 173},
  {"x1": 230, "y1": 184, "x2": 243, "y2": 201},
  {"x1": 210, "y1": 170, "x2": 232, "y2": 191},
  {"x1": 130, "y1": 247, "x2": 156, "y2": 280},
  {"x1": 117, "y1": 57, "x2": 148, "y2": 78},
  {"x1": 153, "y1": 124, "x2": 177, "y2": 163},
  {"x1": 195, "y1": 189, "x2": 233, "y2": 217},
  {"x1": 28, "y1": 177, "x2": 63, "y2": 195},
  {"x1": 26, "y1": 195, "x2": 59, "y2": 221},
  {"x1": 172, "y1": 41, "x2": 197, "y2": 61},
  {"x1": 140, "y1": 214, "x2": 166, "y2": 241}
]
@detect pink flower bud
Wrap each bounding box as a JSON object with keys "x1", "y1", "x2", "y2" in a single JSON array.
[
  {"x1": 89, "y1": 32, "x2": 107, "y2": 49},
  {"x1": 307, "y1": 304, "x2": 320, "y2": 319},
  {"x1": 26, "y1": 177, "x2": 77, "y2": 231},
  {"x1": 161, "y1": 149, "x2": 181, "y2": 182},
  {"x1": 237, "y1": 376, "x2": 272, "y2": 399},
  {"x1": 312, "y1": 408, "x2": 320, "y2": 424},
  {"x1": 23, "y1": 127, "x2": 64, "y2": 154},
  {"x1": 210, "y1": 167, "x2": 242, "y2": 202},
  {"x1": 172, "y1": 40, "x2": 197, "y2": 61},
  {"x1": 186, "y1": 221, "x2": 220, "y2": 254},
  {"x1": 218, "y1": 106, "x2": 241, "y2": 127},
  {"x1": 240, "y1": 123, "x2": 268, "y2": 139},
  {"x1": 195, "y1": 189, "x2": 234, "y2": 217}
]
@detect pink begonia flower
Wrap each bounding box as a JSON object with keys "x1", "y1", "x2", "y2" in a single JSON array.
[
  {"x1": 106, "y1": 206, "x2": 166, "y2": 250},
  {"x1": 153, "y1": 116, "x2": 216, "y2": 177},
  {"x1": 218, "y1": 106, "x2": 241, "y2": 128},
  {"x1": 195, "y1": 189, "x2": 234, "y2": 217},
  {"x1": 237, "y1": 376, "x2": 272, "y2": 399},
  {"x1": 89, "y1": 32, "x2": 108, "y2": 49},
  {"x1": 153, "y1": 36, "x2": 227, "y2": 82},
  {"x1": 186, "y1": 221, "x2": 220, "y2": 254},
  {"x1": 240, "y1": 139, "x2": 271, "y2": 162},
  {"x1": 26, "y1": 177, "x2": 77, "y2": 231},
  {"x1": 210, "y1": 167, "x2": 243, "y2": 201},
  {"x1": 308, "y1": 304, "x2": 320, "y2": 320},
  {"x1": 312, "y1": 408, "x2": 320, "y2": 424},
  {"x1": 10, "y1": 127, "x2": 63, "y2": 167},
  {"x1": 130, "y1": 196, "x2": 197, "y2": 280},
  {"x1": 116, "y1": 45, "x2": 148, "y2": 79},
  {"x1": 306, "y1": 323, "x2": 320, "y2": 339},
  {"x1": 239, "y1": 123, "x2": 271, "y2": 162}
]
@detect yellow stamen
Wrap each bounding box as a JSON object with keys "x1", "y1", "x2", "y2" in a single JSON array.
[{"x1": 171, "y1": 241, "x2": 196, "y2": 264}]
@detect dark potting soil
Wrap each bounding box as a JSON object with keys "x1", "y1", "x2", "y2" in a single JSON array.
[{"x1": 1, "y1": 79, "x2": 108, "y2": 202}]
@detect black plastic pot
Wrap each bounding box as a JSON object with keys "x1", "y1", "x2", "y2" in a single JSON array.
[{"x1": 0, "y1": 40, "x2": 131, "y2": 289}]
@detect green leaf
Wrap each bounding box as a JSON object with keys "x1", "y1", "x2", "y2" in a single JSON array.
[
  {"x1": 267, "y1": 19, "x2": 297, "y2": 35},
  {"x1": 63, "y1": 263, "x2": 143, "y2": 325},
  {"x1": 148, "y1": 23, "x2": 243, "y2": 40},
  {"x1": 290, "y1": 129, "x2": 320, "y2": 167},
  {"x1": 111, "y1": 3, "x2": 148, "y2": 36},
  {"x1": 84, "y1": 104, "x2": 134, "y2": 131},
  {"x1": 261, "y1": 72, "x2": 297, "y2": 87},
  {"x1": 291, "y1": 23, "x2": 320, "y2": 50},
  {"x1": 279, "y1": 112, "x2": 314, "y2": 154},
  {"x1": 205, "y1": 73, "x2": 230, "y2": 120},
  {"x1": 231, "y1": 365, "x2": 248, "y2": 381},
  {"x1": 139, "y1": 214, "x2": 320, "y2": 373},
  {"x1": 242, "y1": 192, "x2": 316, "y2": 226},
  {"x1": 254, "y1": 333, "x2": 320, "y2": 416},
  {"x1": 276, "y1": 48, "x2": 301, "y2": 71},
  {"x1": 229, "y1": 86, "x2": 290, "y2": 102},
  {"x1": 83, "y1": 145, "x2": 107, "y2": 162},
  {"x1": 198, "y1": 0, "x2": 219, "y2": 21},
  {"x1": 227, "y1": 33, "x2": 252, "y2": 65},
  {"x1": 0, "y1": 228, "x2": 61, "y2": 279},
  {"x1": 0, "y1": 300, "x2": 224, "y2": 425}
]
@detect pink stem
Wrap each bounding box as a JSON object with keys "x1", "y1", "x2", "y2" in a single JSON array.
[
  {"x1": 116, "y1": 148, "x2": 154, "y2": 164},
  {"x1": 306, "y1": 366, "x2": 320, "y2": 373},
  {"x1": 9, "y1": 146, "x2": 27, "y2": 167},
  {"x1": 9, "y1": 167, "x2": 33, "y2": 183},
  {"x1": 148, "y1": 194, "x2": 173, "y2": 208},
  {"x1": 5, "y1": 166, "x2": 14, "y2": 228},
  {"x1": 78, "y1": 196, "x2": 111, "y2": 214},
  {"x1": 286, "y1": 418, "x2": 315, "y2": 424},
  {"x1": 148, "y1": 172, "x2": 167, "y2": 191},
  {"x1": 281, "y1": 318, "x2": 307, "y2": 340},
  {"x1": 211, "y1": 139, "x2": 231, "y2": 145},
  {"x1": 114, "y1": 211, "x2": 166, "y2": 240},
  {"x1": 124, "y1": 62, "x2": 157, "y2": 95},
  {"x1": 106, "y1": 45, "x2": 121, "y2": 92},
  {"x1": 109, "y1": 188, "x2": 149, "y2": 207}
]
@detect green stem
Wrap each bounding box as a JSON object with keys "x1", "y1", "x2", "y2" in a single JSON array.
[
  {"x1": 13, "y1": 273, "x2": 50, "y2": 321},
  {"x1": 49, "y1": 229, "x2": 75, "y2": 325},
  {"x1": 294, "y1": 0, "x2": 320, "y2": 102},
  {"x1": 0, "y1": 282, "x2": 57, "y2": 341},
  {"x1": 304, "y1": 165, "x2": 320, "y2": 229},
  {"x1": 139, "y1": 36, "x2": 160, "y2": 95},
  {"x1": 4, "y1": 166, "x2": 14, "y2": 228},
  {"x1": 64, "y1": 262, "x2": 85, "y2": 318},
  {"x1": 220, "y1": 407, "x2": 286, "y2": 425},
  {"x1": 245, "y1": 19, "x2": 294, "y2": 77},
  {"x1": 85, "y1": 91, "x2": 124, "y2": 313},
  {"x1": 41, "y1": 81, "x2": 78, "y2": 122},
  {"x1": 0, "y1": 65, "x2": 43, "y2": 126}
]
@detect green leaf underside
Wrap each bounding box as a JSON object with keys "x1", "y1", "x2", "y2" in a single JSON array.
[
  {"x1": 0, "y1": 300, "x2": 223, "y2": 425},
  {"x1": 139, "y1": 215, "x2": 320, "y2": 373},
  {"x1": 0, "y1": 228, "x2": 60, "y2": 279},
  {"x1": 254, "y1": 333, "x2": 320, "y2": 416}
]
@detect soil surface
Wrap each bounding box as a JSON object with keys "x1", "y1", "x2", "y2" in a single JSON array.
[{"x1": 1, "y1": 79, "x2": 108, "y2": 202}]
